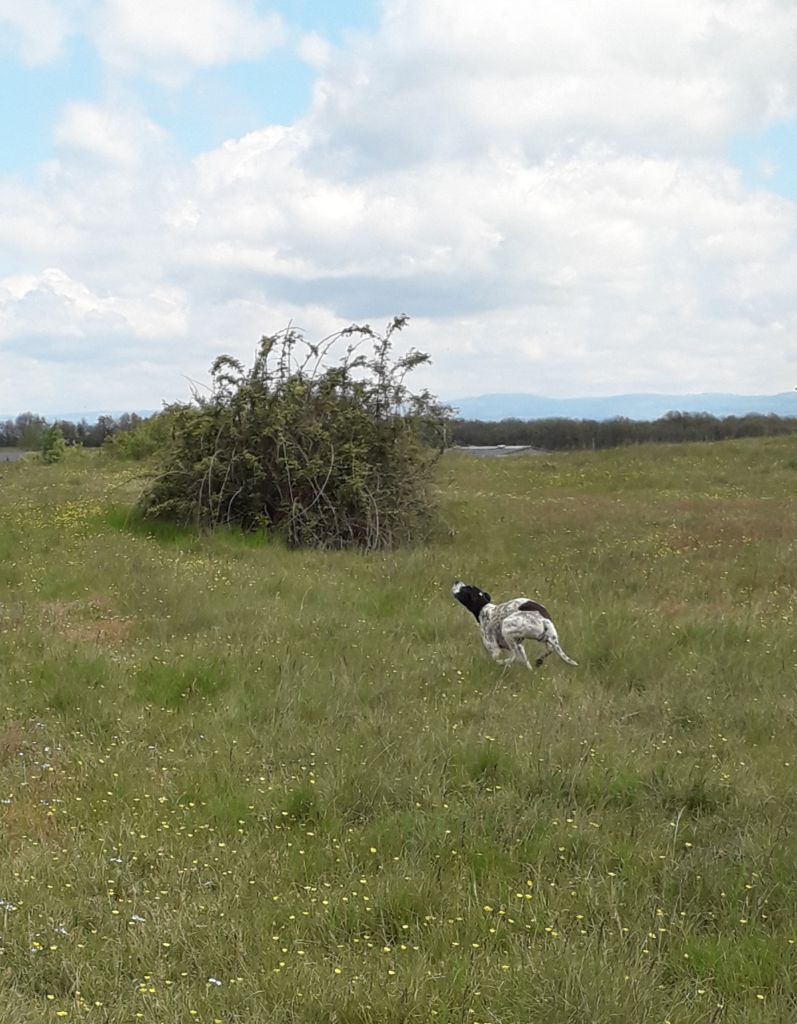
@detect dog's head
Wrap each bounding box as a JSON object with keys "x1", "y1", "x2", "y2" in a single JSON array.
[{"x1": 452, "y1": 580, "x2": 492, "y2": 620}]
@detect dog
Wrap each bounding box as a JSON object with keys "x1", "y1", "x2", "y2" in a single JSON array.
[{"x1": 452, "y1": 580, "x2": 577, "y2": 670}]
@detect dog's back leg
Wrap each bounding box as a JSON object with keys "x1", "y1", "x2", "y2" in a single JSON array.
[
  {"x1": 535, "y1": 646, "x2": 553, "y2": 668},
  {"x1": 510, "y1": 641, "x2": 533, "y2": 670},
  {"x1": 501, "y1": 616, "x2": 540, "y2": 671}
]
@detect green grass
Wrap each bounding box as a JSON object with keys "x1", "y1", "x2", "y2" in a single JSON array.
[{"x1": 1, "y1": 438, "x2": 796, "y2": 1023}]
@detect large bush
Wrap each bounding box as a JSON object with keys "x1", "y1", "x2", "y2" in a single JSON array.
[{"x1": 137, "y1": 317, "x2": 451, "y2": 549}]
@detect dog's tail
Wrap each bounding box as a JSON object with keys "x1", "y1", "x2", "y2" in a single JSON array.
[
  {"x1": 541, "y1": 621, "x2": 578, "y2": 667},
  {"x1": 549, "y1": 635, "x2": 578, "y2": 667}
]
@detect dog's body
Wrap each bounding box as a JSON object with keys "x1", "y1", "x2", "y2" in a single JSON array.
[{"x1": 452, "y1": 581, "x2": 577, "y2": 670}]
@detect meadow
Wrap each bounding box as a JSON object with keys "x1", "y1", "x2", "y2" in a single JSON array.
[{"x1": 0, "y1": 437, "x2": 795, "y2": 1023}]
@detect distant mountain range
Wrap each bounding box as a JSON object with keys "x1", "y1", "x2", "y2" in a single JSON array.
[
  {"x1": 447, "y1": 392, "x2": 797, "y2": 422},
  {"x1": 5, "y1": 394, "x2": 797, "y2": 424}
]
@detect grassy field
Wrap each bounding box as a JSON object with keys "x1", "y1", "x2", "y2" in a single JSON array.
[{"x1": 0, "y1": 438, "x2": 796, "y2": 1023}]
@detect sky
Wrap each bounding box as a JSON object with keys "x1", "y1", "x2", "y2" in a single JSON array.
[{"x1": 1, "y1": 0, "x2": 796, "y2": 416}]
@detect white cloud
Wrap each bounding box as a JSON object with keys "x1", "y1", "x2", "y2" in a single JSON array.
[
  {"x1": 0, "y1": 0, "x2": 71, "y2": 65},
  {"x1": 54, "y1": 102, "x2": 167, "y2": 167},
  {"x1": 2, "y1": 0, "x2": 797, "y2": 413},
  {"x1": 308, "y1": 0, "x2": 797, "y2": 165},
  {"x1": 94, "y1": 0, "x2": 285, "y2": 84},
  {"x1": 0, "y1": 269, "x2": 188, "y2": 348},
  {"x1": 0, "y1": 181, "x2": 80, "y2": 264},
  {"x1": 298, "y1": 32, "x2": 333, "y2": 70}
]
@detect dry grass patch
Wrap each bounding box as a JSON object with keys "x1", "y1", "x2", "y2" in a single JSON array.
[
  {"x1": 0, "y1": 722, "x2": 26, "y2": 764},
  {"x1": 39, "y1": 597, "x2": 135, "y2": 648}
]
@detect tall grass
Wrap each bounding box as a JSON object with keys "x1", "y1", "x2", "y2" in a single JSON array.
[{"x1": 1, "y1": 438, "x2": 796, "y2": 1022}]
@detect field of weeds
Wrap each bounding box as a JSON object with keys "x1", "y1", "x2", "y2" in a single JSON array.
[{"x1": 0, "y1": 437, "x2": 796, "y2": 1023}]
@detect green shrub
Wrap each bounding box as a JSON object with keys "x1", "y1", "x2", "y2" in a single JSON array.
[
  {"x1": 103, "y1": 410, "x2": 175, "y2": 460},
  {"x1": 137, "y1": 317, "x2": 450, "y2": 549},
  {"x1": 40, "y1": 424, "x2": 66, "y2": 464}
]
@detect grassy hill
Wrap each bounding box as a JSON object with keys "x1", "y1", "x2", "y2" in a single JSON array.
[{"x1": 1, "y1": 438, "x2": 795, "y2": 1023}]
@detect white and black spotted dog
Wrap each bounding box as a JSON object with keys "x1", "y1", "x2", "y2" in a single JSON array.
[{"x1": 452, "y1": 581, "x2": 577, "y2": 670}]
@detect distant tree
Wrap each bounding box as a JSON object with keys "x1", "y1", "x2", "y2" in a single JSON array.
[
  {"x1": 16, "y1": 412, "x2": 47, "y2": 450},
  {"x1": 55, "y1": 419, "x2": 79, "y2": 445},
  {"x1": 0, "y1": 419, "x2": 16, "y2": 446},
  {"x1": 114, "y1": 412, "x2": 143, "y2": 436},
  {"x1": 83, "y1": 415, "x2": 116, "y2": 447}
]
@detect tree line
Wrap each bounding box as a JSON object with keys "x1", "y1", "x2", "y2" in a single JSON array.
[
  {"x1": 451, "y1": 411, "x2": 797, "y2": 450},
  {"x1": 6, "y1": 406, "x2": 797, "y2": 456},
  {"x1": 0, "y1": 412, "x2": 146, "y2": 449}
]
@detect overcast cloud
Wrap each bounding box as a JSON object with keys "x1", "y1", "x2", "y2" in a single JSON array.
[{"x1": 1, "y1": 0, "x2": 796, "y2": 414}]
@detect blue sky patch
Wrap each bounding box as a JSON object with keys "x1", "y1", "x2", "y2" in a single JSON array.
[
  {"x1": 0, "y1": 39, "x2": 103, "y2": 175},
  {"x1": 0, "y1": 0, "x2": 381, "y2": 171},
  {"x1": 729, "y1": 118, "x2": 797, "y2": 202}
]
